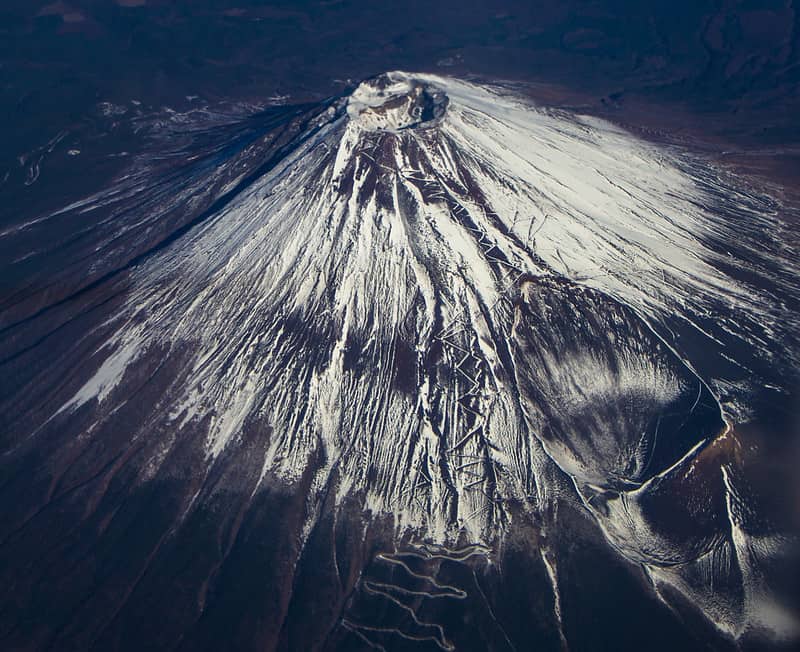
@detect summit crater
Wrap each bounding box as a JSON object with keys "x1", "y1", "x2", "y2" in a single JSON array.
[{"x1": 346, "y1": 72, "x2": 448, "y2": 132}]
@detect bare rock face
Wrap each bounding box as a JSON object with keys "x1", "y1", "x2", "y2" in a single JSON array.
[{"x1": 0, "y1": 72, "x2": 797, "y2": 650}]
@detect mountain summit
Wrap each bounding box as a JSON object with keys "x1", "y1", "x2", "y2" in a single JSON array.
[{"x1": 1, "y1": 72, "x2": 798, "y2": 650}]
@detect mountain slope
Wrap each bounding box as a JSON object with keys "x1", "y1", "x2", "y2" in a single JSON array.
[{"x1": 1, "y1": 72, "x2": 797, "y2": 650}]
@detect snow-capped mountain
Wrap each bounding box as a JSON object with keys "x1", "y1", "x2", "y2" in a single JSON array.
[{"x1": 1, "y1": 72, "x2": 797, "y2": 650}]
